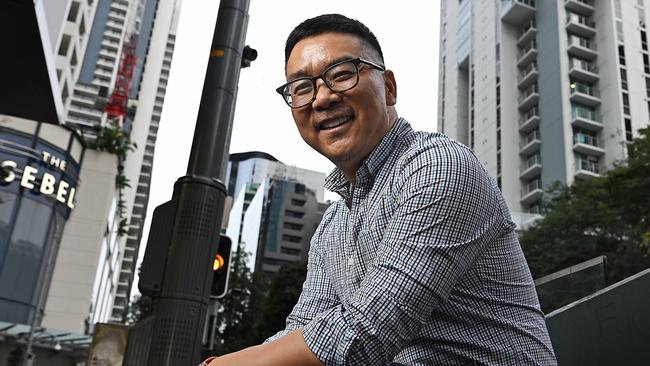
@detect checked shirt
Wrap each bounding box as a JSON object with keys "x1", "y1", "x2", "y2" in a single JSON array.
[{"x1": 266, "y1": 118, "x2": 557, "y2": 365}]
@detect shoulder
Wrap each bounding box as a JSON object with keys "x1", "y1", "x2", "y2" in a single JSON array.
[{"x1": 392, "y1": 131, "x2": 486, "y2": 187}]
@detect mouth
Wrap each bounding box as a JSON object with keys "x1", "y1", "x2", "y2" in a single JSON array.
[{"x1": 318, "y1": 115, "x2": 354, "y2": 130}]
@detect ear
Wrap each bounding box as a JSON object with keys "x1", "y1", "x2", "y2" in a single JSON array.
[{"x1": 384, "y1": 69, "x2": 397, "y2": 106}]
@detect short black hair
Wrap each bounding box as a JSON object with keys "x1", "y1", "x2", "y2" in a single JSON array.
[{"x1": 284, "y1": 14, "x2": 384, "y2": 65}]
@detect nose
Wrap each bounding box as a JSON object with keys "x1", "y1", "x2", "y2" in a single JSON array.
[{"x1": 311, "y1": 78, "x2": 341, "y2": 110}]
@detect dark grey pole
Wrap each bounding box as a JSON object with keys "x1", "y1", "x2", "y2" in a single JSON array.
[
  {"x1": 187, "y1": 0, "x2": 250, "y2": 181},
  {"x1": 135, "y1": 1, "x2": 251, "y2": 365}
]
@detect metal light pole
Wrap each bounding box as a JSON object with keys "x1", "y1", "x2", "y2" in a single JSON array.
[{"x1": 138, "y1": 1, "x2": 251, "y2": 365}]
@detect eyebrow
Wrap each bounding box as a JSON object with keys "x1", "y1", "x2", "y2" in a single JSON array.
[{"x1": 286, "y1": 55, "x2": 358, "y2": 81}]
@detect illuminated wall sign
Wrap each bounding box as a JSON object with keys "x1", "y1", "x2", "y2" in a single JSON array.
[{"x1": 1, "y1": 150, "x2": 76, "y2": 209}]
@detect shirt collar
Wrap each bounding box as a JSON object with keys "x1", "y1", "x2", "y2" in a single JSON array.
[{"x1": 324, "y1": 117, "x2": 411, "y2": 196}]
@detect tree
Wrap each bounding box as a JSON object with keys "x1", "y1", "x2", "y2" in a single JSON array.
[{"x1": 521, "y1": 127, "x2": 650, "y2": 283}]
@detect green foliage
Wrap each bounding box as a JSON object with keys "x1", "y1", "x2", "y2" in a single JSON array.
[
  {"x1": 212, "y1": 244, "x2": 307, "y2": 355},
  {"x1": 90, "y1": 125, "x2": 137, "y2": 237},
  {"x1": 521, "y1": 127, "x2": 650, "y2": 283}
]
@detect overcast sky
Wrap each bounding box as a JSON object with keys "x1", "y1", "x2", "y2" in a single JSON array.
[{"x1": 133, "y1": 1, "x2": 440, "y2": 297}]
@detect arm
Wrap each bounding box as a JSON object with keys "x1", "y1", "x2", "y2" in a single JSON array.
[{"x1": 208, "y1": 329, "x2": 322, "y2": 366}]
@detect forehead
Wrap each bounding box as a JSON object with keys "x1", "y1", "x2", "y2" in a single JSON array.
[{"x1": 286, "y1": 32, "x2": 366, "y2": 78}]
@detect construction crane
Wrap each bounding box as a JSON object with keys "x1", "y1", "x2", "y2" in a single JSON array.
[{"x1": 104, "y1": 33, "x2": 138, "y2": 125}]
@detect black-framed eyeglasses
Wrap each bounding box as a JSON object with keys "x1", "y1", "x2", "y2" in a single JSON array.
[{"x1": 276, "y1": 58, "x2": 386, "y2": 108}]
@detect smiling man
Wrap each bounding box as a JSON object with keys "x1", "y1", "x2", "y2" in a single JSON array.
[{"x1": 204, "y1": 14, "x2": 556, "y2": 366}]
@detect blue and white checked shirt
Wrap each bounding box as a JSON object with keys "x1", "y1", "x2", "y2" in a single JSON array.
[{"x1": 266, "y1": 118, "x2": 557, "y2": 365}]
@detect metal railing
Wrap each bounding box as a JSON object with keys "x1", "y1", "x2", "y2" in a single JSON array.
[
  {"x1": 570, "y1": 82, "x2": 600, "y2": 98},
  {"x1": 568, "y1": 35, "x2": 597, "y2": 51},
  {"x1": 519, "y1": 62, "x2": 538, "y2": 82},
  {"x1": 567, "y1": 13, "x2": 596, "y2": 28},
  {"x1": 571, "y1": 105, "x2": 601, "y2": 122},
  {"x1": 521, "y1": 178, "x2": 543, "y2": 197},
  {"x1": 569, "y1": 58, "x2": 599, "y2": 74},
  {"x1": 573, "y1": 133, "x2": 600, "y2": 147},
  {"x1": 521, "y1": 154, "x2": 542, "y2": 172},
  {"x1": 519, "y1": 84, "x2": 539, "y2": 103},
  {"x1": 520, "y1": 129, "x2": 541, "y2": 148},
  {"x1": 519, "y1": 106, "x2": 540, "y2": 125},
  {"x1": 575, "y1": 157, "x2": 600, "y2": 173},
  {"x1": 518, "y1": 40, "x2": 537, "y2": 59}
]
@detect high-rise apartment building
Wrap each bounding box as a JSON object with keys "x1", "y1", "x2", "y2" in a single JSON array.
[
  {"x1": 438, "y1": 0, "x2": 647, "y2": 218},
  {"x1": 224, "y1": 152, "x2": 328, "y2": 273}
]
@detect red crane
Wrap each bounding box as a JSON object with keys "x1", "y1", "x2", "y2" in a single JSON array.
[{"x1": 104, "y1": 33, "x2": 138, "y2": 122}]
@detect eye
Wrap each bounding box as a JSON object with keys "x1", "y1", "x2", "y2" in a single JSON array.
[{"x1": 290, "y1": 80, "x2": 313, "y2": 96}]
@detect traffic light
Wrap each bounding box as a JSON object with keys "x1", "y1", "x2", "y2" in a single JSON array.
[
  {"x1": 210, "y1": 235, "x2": 232, "y2": 299},
  {"x1": 7, "y1": 346, "x2": 23, "y2": 366}
]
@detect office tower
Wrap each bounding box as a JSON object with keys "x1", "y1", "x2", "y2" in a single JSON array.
[
  {"x1": 438, "y1": 0, "x2": 646, "y2": 221},
  {"x1": 224, "y1": 152, "x2": 328, "y2": 273}
]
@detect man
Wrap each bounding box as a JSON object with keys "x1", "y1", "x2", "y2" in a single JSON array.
[{"x1": 206, "y1": 14, "x2": 556, "y2": 366}]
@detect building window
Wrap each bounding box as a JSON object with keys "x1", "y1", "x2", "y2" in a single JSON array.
[
  {"x1": 283, "y1": 222, "x2": 303, "y2": 231},
  {"x1": 67, "y1": 1, "x2": 80, "y2": 22},
  {"x1": 642, "y1": 30, "x2": 649, "y2": 51},
  {"x1": 625, "y1": 118, "x2": 633, "y2": 142},
  {"x1": 291, "y1": 198, "x2": 306, "y2": 207},
  {"x1": 280, "y1": 247, "x2": 301, "y2": 256},
  {"x1": 621, "y1": 68, "x2": 628, "y2": 90},
  {"x1": 281, "y1": 234, "x2": 302, "y2": 243},
  {"x1": 58, "y1": 35, "x2": 71, "y2": 56},
  {"x1": 285, "y1": 210, "x2": 304, "y2": 219},
  {"x1": 618, "y1": 45, "x2": 626, "y2": 65},
  {"x1": 622, "y1": 92, "x2": 630, "y2": 115},
  {"x1": 294, "y1": 184, "x2": 305, "y2": 194}
]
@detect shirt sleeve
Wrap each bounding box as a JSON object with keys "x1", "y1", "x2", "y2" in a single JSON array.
[
  {"x1": 264, "y1": 206, "x2": 341, "y2": 344},
  {"x1": 302, "y1": 140, "x2": 511, "y2": 365}
]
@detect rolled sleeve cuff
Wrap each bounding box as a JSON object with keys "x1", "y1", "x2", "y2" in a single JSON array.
[{"x1": 303, "y1": 308, "x2": 356, "y2": 365}]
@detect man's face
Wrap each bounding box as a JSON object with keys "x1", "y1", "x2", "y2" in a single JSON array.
[{"x1": 285, "y1": 32, "x2": 397, "y2": 173}]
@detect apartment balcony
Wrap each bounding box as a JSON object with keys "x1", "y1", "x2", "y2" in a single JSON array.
[
  {"x1": 573, "y1": 133, "x2": 605, "y2": 155},
  {"x1": 111, "y1": 0, "x2": 129, "y2": 12},
  {"x1": 566, "y1": 13, "x2": 596, "y2": 38},
  {"x1": 575, "y1": 157, "x2": 601, "y2": 178},
  {"x1": 519, "y1": 106, "x2": 540, "y2": 133},
  {"x1": 518, "y1": 62, "x2": 538, "y2": 89},
  {"x1": 520, "y1": 179, "x2": 543, "y2": 205},
  {"x1": 517, "y1": 40, "x2": 538, "y2": 67},
  {"x1": 517, "y1": 20, "x2": 537, "y2": 47},
  {"x1": 565, "y1": 0, "x2": 595, "y2": 15},
  {"x1": 502, "y1": 0, "x2": 536, "y2": 26},
  {"x1": 569, "y1": 59, "x2": 599, "y2": 82},
  {"x1": 571, "y1": 108, "x2": 602, "y2": 131},
  {"x1": 520, "y1": 154, "x2": 542, "y2": 179},
  {"x1": 520, "y1": 129, "x2": 541, "y2": 155},
  {"x1": 518, "y1": 84, "x2": 539, "y2": 110},
  {"x1": 570, "y1": 82, "x2": 600, "y2": 106},
  {"x1": 567, "y1": 36, "x2": 598, "y2": 60}
]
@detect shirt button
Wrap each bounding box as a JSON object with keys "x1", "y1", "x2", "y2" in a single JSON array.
[{"x1": 347, "y1": 257, "x2": 354, "y2": 266}]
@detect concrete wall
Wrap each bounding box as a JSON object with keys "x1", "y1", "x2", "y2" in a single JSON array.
[{"x1": 546, "y1": 269, "x2": 650, "y2": 366}]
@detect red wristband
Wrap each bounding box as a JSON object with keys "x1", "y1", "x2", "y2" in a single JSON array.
[{"x1": 199, "y1": 356, "x2": 218, "y2": 365}]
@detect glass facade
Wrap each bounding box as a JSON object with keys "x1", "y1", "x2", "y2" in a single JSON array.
[{"x1": 0, "y1": 119, "x2": 84, "y2": 325}]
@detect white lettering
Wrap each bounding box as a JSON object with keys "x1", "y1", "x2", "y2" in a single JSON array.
[
  {"x1": 50, "y1": 155, "x2": 61, "y2": 169},
  {"x1": 1, "y1": 161, "x2": 17, "y2": 183},
  {"x1": 56, "y1": 180, "x2": 69, "y2": 204},
  {"x1": 67, "y1": 187, "x2": 76, "y2": 209},
  {"x1": 41, "y1": 151, "x2": 51, "y2": 162},
  {"x1": 20, "y1": 166, "x2": 37, "y2": 189},
  {"x1": 40, "y1": 172, "x2": 56, "y2": 195},
  {"x1": 59, "y1": 160, "x2": 67, "y2": 171}
]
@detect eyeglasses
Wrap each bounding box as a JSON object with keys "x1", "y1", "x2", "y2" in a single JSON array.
[{"x1": 276, "y1": 58, "x2": 386, "y2": 108}]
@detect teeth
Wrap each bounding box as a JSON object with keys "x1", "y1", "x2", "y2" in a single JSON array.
[{"x1": 321, "y1": 116, "x2": 351, "y2": 129}]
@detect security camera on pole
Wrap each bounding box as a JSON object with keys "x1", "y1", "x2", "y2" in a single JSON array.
[{"x1": 127, "y1": 1, "x2": 254, "y2": 365}]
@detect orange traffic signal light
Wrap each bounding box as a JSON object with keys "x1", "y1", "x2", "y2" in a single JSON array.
[{"x1": 213, "y1": 254, "x2": 225, "y2": 271}]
